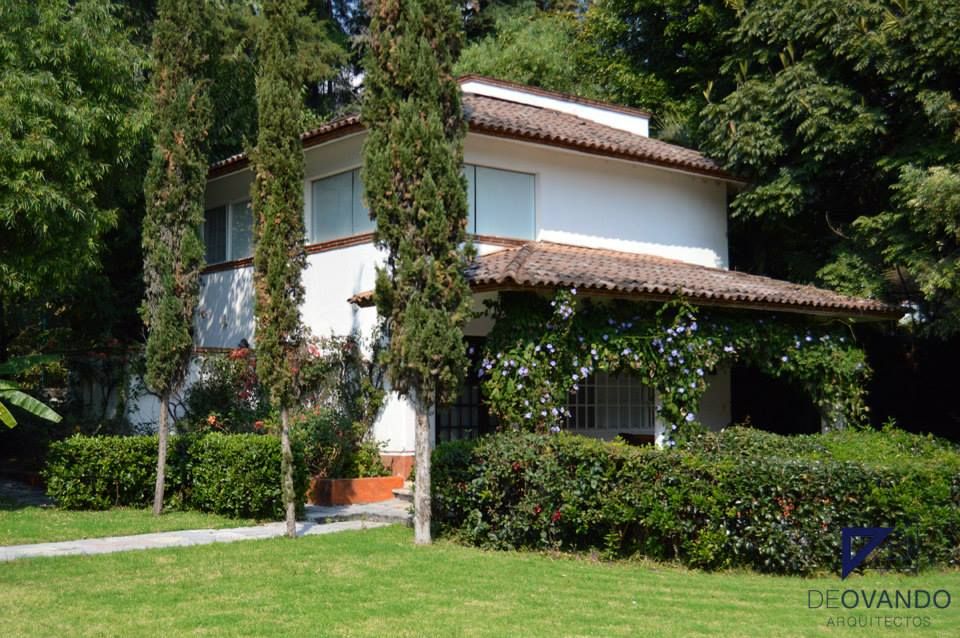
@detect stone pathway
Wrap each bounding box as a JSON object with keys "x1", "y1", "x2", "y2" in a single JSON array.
[
  {"x1": 0, "y1": 519, "x2": 392, "y2": 562},
  {"x1": 305, "y1": 498, "x2": 411, "y2": 525}
]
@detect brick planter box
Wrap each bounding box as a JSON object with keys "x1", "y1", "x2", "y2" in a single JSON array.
[{"x1": 308, "y1": 475, "x2": 404, "y2": 506}]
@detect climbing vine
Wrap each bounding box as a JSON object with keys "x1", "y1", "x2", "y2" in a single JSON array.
[{"x1": 478, "y1": 290, "x2": 870, "y2": 443}]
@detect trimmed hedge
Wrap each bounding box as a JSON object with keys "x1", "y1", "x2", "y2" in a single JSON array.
[
  {"x1": 45, "y1": 433, "x2": 307, "y2": 519},
  {"x1": 432, "y1": 428, "x2": 960, "y2": 575}
]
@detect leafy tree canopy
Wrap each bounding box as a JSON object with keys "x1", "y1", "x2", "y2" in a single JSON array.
[
  {"x1": 701, "y1": 0, "x2": 960, "y2": 336},
  {"x1": 0, "y1": 0, "x2": 148, "y2": 302}
]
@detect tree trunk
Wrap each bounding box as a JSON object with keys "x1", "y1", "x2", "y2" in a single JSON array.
[
  {"x1": 152, "y1": 392, "x2": 169, "y2": 516},
  {"x1": 280, "y1": 405, "x2": 296, "y2": 538},
  {"x1": 413, "y1": 395, "x2": 432, "y2": 545}
]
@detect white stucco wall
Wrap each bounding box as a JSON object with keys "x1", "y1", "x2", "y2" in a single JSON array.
[
  {"x1": 130, "y1": 129, "x2": 733, "y2": 450},
  {"x1": 464, "y1": 134, "x2": 729, "y2": 268}
]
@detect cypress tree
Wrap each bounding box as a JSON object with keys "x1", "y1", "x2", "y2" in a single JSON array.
[
  {"x1": 251, "y1": 0, "x2": 311, "y2": 539},
  {"x1": 141, "y1": 0, "x2": 212, "y2": 516},
  {"x1": 362, "y1": 0, "x2": 473, "y2": 544}
]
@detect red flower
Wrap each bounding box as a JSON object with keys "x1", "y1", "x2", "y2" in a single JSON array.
[
  {"x1": 511, "y1": 461, "x2": 522, "y2": 472},
  {"x1": 533, "y1": 505, "x2": 542, "y2": 515},
  {"x1": 254, "y1": 420, "x2": 264, "y2": 431},
  {"x1": 551, "y1": 510, "x2": 562, "y2": 523}
]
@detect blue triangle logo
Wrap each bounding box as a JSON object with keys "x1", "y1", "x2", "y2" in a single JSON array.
[{"x1": 842, "y1": 527, "x2": 894, "y2": 579}]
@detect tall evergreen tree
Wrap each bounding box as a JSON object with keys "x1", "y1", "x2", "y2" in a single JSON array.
[
  {"x1": 251, "y1": 0, "x2": 317, "y2": 539},
  {"x1": 363, "y1": 0, "x2": 473, "y2": 544},
  {"x1": 141, "y1": 0, "x2": 211, "y2": 515}
]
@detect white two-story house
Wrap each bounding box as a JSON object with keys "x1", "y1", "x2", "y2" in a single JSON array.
[{"x1": 135, "y1": 76, "x2": 894, "y2": 476}]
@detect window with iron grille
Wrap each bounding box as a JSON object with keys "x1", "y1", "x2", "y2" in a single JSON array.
[
  {"x1": 435, "y1": 339, "x2": 499, "y2": 443},
  {"x1": 566, "y1": 371, "x2": 655, "y2": 432}
]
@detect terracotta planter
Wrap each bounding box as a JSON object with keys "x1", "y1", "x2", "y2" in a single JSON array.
[{"x1": 308, "y1": 475, "x2": 404, "y2": 506}]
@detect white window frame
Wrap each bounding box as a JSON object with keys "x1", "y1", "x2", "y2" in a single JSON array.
[
  {"x1": 305, "y1": 166, "x2": 370, "y2": 243},
  {"x1": 202, "y1": 198, "x2": 253, "y2": 264},
  {"x1": 463, "y1": 163, "x2": 537, "y2": 239},
  {"x1": 567, "y1": 371, "x2": 655, "y2": 434}
]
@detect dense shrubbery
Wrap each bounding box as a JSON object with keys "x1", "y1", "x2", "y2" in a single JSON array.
[
  {"x1": 45, "y1": 433, "x2": 307, "y2": 519},
  {"x1": 291, "y1": 408, "x2": 388, "y2": 479},
  {"x1": 432, "y1": 427, "x2": 960, "y2": 575}
]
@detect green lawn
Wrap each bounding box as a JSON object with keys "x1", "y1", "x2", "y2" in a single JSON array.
[
  {"x1": 0, "y1": 502, "x2": 254, "y2": 546},
  {"x1": 1, "y1": 525, "x2": 957, "y2": 637}
]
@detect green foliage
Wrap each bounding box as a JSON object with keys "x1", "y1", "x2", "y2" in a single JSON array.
[
  {"x1": 291, "y1": 334, "x2": 388, "y2": 479},
  {"x1": 140, "y1": 0, "x2": 213, "y2": 398},
  {"x1": 362, "y1": 0, "x2": 474, "y2": 408},
  {"x1": 432, "y1": 428, "x2": 960, "y2": 575},
  {"x1": 291, "y1": 408, "x2": 388, "y2": 479},
  {"x1": 479, "y1": 290, "x2": 870, "y2": 441},
  {"x1": 700, "y1": 0, "x2": 960, "y2": 334},
  {"x1": 251, "y1": 0, "x2": 320, "y2": 409},
  {"x1": 854, "y1": 164, "x2": 960, "y2": 336},
  {"x1": 188, "y1": 432, "x2": 308, "y2": 519},
  {"x1": 44, "y1": 434, "x2": 192, "y2": 510},
  {"x1": 44, "y1": 433, "x2": 307, "y2": 518},
  {"x1": 0, "y1": 356, "x2": 63, "y2": 427},
  {"x1": 456, "y1": 5, "x2": 583, "y2": 94},
  {"x1": 205, "y1": 0, "x2": 345, "y2": 162},
  {"x1": 182, "y1": 347, "x2": 270, "y2": 433},
  {"x1": 0, "y1": 0, "x2": 148, "y2": 301},
  {"x1": 580, "y1": 0, "x2": 735, "y2": 140}
]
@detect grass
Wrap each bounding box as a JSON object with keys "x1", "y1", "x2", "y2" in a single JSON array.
[
  {"x1": 1, "y1": 525, "x2": 957, "y2": 637},
  {"x1": 0, "y1": 500, "x2": 255, "y2": 546}
]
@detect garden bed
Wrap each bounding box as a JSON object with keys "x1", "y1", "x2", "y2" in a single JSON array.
[{"x1": 308, "y1": 475, "x2": 404, "y2": 506}]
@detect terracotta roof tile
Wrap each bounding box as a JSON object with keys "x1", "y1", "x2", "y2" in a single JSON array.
[
  {"x1": 469, "y1": 242, "x2": 898, "y2": 318},
  {"x1": 350, "y1": 242, "x2": 899, "y2": 319},
  {"x1": 208, "y1": 83, "x2": 735, "y2": 181},
  {"x1": 461, "y1": 94, "x2": 731, "y2": 179}
]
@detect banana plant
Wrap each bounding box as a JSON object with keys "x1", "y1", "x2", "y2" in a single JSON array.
[{"x1": 0, "y1": 356, "x2": 63, "y2": 428}]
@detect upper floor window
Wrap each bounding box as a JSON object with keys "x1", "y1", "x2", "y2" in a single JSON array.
[
  {"x1": 309, "y1": 168, "x2": 373, "y2": 243},
  {"x1": 465, "y1": 164, "x2": 535, "y2": 239},
  {"x1": 204, "y1": 200, "x2": 253, "y2": 264},
  {"x1": 307, "y1": 165, "x2": 536, "y2": 244}
]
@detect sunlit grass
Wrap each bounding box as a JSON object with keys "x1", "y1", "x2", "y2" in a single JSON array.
[{"x1": 1, "y1": 525, "x2": 957, "y2": 637}]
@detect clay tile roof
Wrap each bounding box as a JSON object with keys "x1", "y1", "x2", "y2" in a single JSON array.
[
  {"x1": 208, "y1": 80, "x2": 736, "y2": 181},
  {"x1": 350, "y1": 242, "x2": 899, "y2": 319},
  {"x1": 461, "y1": 94, "x2": 733, "y2": 180},
  {"x1": 469, "y1": 242, "x2": 899, "y2": 318}
]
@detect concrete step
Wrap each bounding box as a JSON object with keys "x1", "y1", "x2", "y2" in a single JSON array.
[
  {"x1": 392, "y1": 487, "x2": 413, "y2": 503},
  {"x1": 304, "y1": 499, "x2": 411, "y2": 526}
]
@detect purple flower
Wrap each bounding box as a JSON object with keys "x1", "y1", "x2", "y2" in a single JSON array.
[
  {"x1": 685, "y1": 413, "x2": 696, "y2": 422},
  {"x1": 570, "y1": 287, "x2": 577, "y2": 295},
  {"x1": 549, "y1": 360, "x2": 557, "y2": 367},
  {"x1": 781, "y1": 355, "x2": 789, "y2": 363},
  {"x1": 524, "y1": 412, "x2": 532, "y2": 419}
]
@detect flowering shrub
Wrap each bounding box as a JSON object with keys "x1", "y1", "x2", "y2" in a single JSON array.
[
  {"x1": 182, "y1": 347, "x2": 269, "y2": 433},
  {"x1": 479, "y1": 290, "x2": 871, "y2": 442},
  {"x1": 290, "y1": 407, "x2": 388, "y2": 479},
  {"x1": 431, "y1": 428, "x2": 960, "y2": 575}
]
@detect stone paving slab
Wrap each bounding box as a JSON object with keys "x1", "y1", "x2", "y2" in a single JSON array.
[
  {"x1": 0, "y1": 519, "x2": 391, "y2": 562},
  {"x1": 305, "y1": 498, "x2": 412, "y2": 525}
]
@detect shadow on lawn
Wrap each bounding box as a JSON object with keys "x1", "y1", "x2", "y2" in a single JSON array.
[{"x1": 0, "y1": 479, "x2": 53, "y2": 511}]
